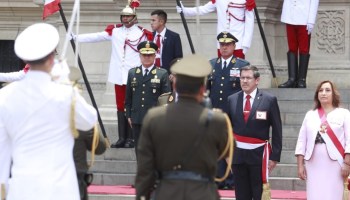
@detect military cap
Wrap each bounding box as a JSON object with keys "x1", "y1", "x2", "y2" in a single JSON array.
[
  {"x1": 217, "y1": 31, "x2": 238, "y2": 43},
  {"x1": 171, "y1": 54, "x2": 211, "y2": 78},
  {"x1": 15, "y1": 23, "x2": 59, "y2": 61},
  {"x1": 137, "y1": 41, "x2": 158, "y2": 55}
]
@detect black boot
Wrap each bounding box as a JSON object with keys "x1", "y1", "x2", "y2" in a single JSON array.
[
  {"x1": 111, "y1": 111, "x2": 127, "y2": 148},
  {"x1": 278, "y1": 52, "x2": 298, "y2": 88},
  {"x1": 124, "y1": 123, "x2": 135, "y2": 148},
  {"x1": 296, "y1": 54, "x2": 310, "y2": 88}
]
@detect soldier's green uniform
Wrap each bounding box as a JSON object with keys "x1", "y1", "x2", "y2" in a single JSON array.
[
  {"x1": 135, "y1": 55, "x2": 229, "y2": 200},
  {"x1": 125, "y1": 41, "x2": 170, "y2": 152}
]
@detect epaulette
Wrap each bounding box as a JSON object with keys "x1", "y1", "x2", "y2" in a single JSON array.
[
  {"x1": 246, "y1": 0, "x2": 256, "y2": 11},
  {"x1": 105, "y1": 24, "x2": 123, "y2": 36},
  {"x1": 138, "y1": 26, "x2": 154, "y2": 40}
]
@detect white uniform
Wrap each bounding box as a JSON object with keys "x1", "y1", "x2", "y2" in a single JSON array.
[
  {"x1": 0, "y1": 71, "x2": 97, "y2": 200},
  {"x1": 76, "y1": 24, "x2": 149, "y2": 85},
  {"x1": 0, "y1": 70, "x2": 25, "y2": 82},
  {"x1": 281, "y1": 0, "x2": 319, "y2": 25},
  {"x1": 181, "y1": 0, "x2": 255, "y2": 51}
]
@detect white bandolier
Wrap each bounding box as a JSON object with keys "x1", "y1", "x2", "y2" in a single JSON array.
[{"x1": 177, "y1": 0, "x2": 255, "y2": 57}]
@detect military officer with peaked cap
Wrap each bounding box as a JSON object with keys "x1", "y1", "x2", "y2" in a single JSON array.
[
  {"x1": 135, "y1": 55, "x2": 231, "y2": 200},
  {"x1": 0, "y1": 23, "x2": 97, "y2": 200},
  {"x1": 125, "y1": 40, "x2": 170, "y2": 154},
  {"x1": 208, "y1": 31, "x2": 250, "y2": 190}
]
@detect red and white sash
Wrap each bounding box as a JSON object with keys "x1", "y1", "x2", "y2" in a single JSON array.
[
  {"x1": 318, "y1": 108, "x2": 345, "y2": 166},
  {"x1": 234, "y1": 134, "x2": 271, "y2": 184}
]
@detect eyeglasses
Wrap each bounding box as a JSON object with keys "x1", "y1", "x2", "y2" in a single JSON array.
[{"x1": 240, "y1": 76, "x2": 254, "y2": 81}]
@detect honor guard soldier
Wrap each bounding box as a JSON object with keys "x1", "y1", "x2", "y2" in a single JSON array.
[
  {"x1": 73, "y1": 0, "x2": 153, "y2": 148},
  {"x1": 135, "y1": 55, "x2": 233, "y2": 200},
  {"x1": 125, "y1": 41, "x2": 170, "y2": 153},
  {"x1": 0, "y1": 23, "x2": 97, "y2": 200}
]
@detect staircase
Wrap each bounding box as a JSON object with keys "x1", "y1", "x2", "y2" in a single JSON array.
[{"x1": 88, "y1": 88, "x2": 350, "y2": 199}]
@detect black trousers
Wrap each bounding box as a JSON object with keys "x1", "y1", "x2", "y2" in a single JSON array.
[
  {"x1": 77, "y1": 173, "x2": 88, "y2": 200},
  {"x1": 132, "y1": 124, "x2": 142, "y2": 157},
  {"x1": 233, "y1": 163, "x2": 262, "y2": 200}
]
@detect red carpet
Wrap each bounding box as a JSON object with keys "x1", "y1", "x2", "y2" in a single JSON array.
[{"x1": 88, "y1": 185, "x2": 306, "y2": 199}]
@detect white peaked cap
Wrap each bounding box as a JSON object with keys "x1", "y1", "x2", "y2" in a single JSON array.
[{"x1": 15, "y1": 23, "x2": 59, "y2": 61}]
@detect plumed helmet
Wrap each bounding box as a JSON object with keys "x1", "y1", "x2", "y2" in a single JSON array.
[{"x1": 121, "y1": 5, "x2": 136, "y2": 16}]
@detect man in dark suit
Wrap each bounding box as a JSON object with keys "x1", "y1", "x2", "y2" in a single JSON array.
[
  {"x1": 151, "y1": 9, "x2": 183, "y2": 84},
  {"x1": 208, "y1": 31, "x2": 249, "y2": 190},
  {"x1": 135, "y1": 55, "x2": 231, "y2": 200},
  {"x1": 125, "y1": 41, "x2": 170, "y2": 153},
  {"x1": 227, "y1": 66, "x2": 282, "y2": 199}
]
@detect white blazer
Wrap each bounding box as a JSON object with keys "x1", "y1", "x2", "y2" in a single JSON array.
[
  {"x1": 281, "y1": 0, "x2": 319, "y2": 25},
  {"x1": 295, "y1": 108, "x2": 350, "y2": 160}
]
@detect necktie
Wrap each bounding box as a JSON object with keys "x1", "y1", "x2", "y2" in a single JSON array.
[
  {"x1": 144, "y1": 69, "x2": 149, "y2": 78},
  {"x1": 223, "y1": 60, "x2": 227, "y2": 69},
  {"x1": 155, "y1": 34, "x2": 161, "y2": 67},
  {"x1": 243, "y1": 95, "x2": 251, "y2": 123}
]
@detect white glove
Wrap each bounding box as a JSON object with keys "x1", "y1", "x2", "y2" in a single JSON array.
[
  {"x1": 242, "y1": 47, "x2": 249, "y2": 55},
  {"x1": 306, "y1": 23, "x2": 314, "y2": 35},
  {"x1": 176, "y1": 1, "x2": 184, "y2": 13},
  {"x1": 67, "y1": 32, "x2": 76, "y2": 41}
]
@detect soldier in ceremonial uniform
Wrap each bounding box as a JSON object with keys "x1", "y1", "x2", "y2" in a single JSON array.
[
  {"x1": 135, "y1": 55, "x2": 231, "y2": 200},
  {"x1": 177, "y1": 0, "x2": 255, "y2": 58},
  {"x1": 74, "y1": 0, "x2": 153, "y2": 148},
  {"x1": 278, "y1": 0, "x2": 319, "y2": 88},
  {"x1": 125, "y1": 41, "x2": 170, "y2": 153},
  {"x1": 208, "y1": 31, "x2": 249, "y2": 190},
  {"x1": 0, "y1": 23, "x2": 97, "y2": 200}
]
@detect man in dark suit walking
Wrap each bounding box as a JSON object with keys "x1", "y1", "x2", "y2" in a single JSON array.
[
  {"x1": 125, "y1": 41, "x2": 170, "y2": 153},
  {"x1": 135, "y1": 55, "x2": 231, "y2": 200},
  {"x1": 150, "y1": 9, "x2": 183, "y2": 84},
  {"x1": 228, "y1": 66, "x2": 282, "y2": 199}
]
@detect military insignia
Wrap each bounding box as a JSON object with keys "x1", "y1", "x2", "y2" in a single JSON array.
[
  {"x1": 169, "y1": 95, "x2": 174, "y2": 102},
  {"x1": 146, "y1": 42, "x2": 150, "y2": 48},
  {"x1": 153, "y1": 89, "x2": 156, "y2": 93},
  {"x1": 151, "y1": 78, "x2": 160, "y2": 83},
  {"x1": 217, "y1": 58, "x2": 221, "y2": 63},
  {"x1": 151, "y1": 69, "x2": 156, "y2": 74},
  {"x1": 136, "y1": 68, "x2": 141, "y2": 74},
  {"x1": 231, "y1": 58, "x2": 236, "y2": 64}
]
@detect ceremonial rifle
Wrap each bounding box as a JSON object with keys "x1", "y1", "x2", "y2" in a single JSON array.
[{"x1": 176, "y1": 0, "x2": 196, "y2": 54}]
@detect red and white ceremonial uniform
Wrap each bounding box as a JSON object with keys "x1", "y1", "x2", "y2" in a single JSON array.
[
  {"x1": 281, "y1": 0, "x2": 319, "y2": 54},
  {"x1": 182, "y1": 0, "x2": 255, "y2": 57},
  {"x1": 76, "y1": 25, "x2": 152, "y2": 111}
]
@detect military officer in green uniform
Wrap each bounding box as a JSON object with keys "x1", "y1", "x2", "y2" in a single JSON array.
[
  {"x1": 135, "y1": 55, "x2": 231, "y2": 200},
  {"x1": 125, "y1": 41, "x2": 170, "y2": 153}
]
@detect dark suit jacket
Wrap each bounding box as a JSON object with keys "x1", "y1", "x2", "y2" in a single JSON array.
[
  {"x1": 208, "y1": 57, "x2": 249, "y2": 113},
  {"x1": 135, "y1": 97, "x2": 228, "y2": 200},
  {"x1": 125, "y1": 66, "x2": 170, "y2": 124},
  {"x1": 227, "y1": 89, "x2": 282, "y2": 164},
  {"x1": 153, "y1": 29, "x2": 183, "y2": 74}
]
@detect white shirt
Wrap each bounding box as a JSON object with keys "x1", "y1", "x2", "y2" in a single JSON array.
[
  {"x1": 0, "y1": 71, "x2": 97, "y2": 200},
  {"x1": 154, "y1": 28, "x2": 166, "y2": 65},
  {"x1": 76, "y1": 25, "x2": 148, "y2": 85},
  {"x1": 222, "y1": 56, "x2": 233, "y2": 69},
  {"x1": 243, "y1": 88, "x2": 257, "y2": 110}
]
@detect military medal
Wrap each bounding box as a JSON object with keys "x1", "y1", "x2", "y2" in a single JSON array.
[
  {"x1": 136, "y1": 68, "x2": 141, "y2": 74},
  {"x1": 230, "y1": 68, "x2": 240, "y2": 77}
]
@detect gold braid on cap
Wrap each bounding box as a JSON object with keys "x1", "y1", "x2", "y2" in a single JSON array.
[
  {"x1": 215, "y1": 113, "x2": 234, "y2": 182},
  {"x1": 70, "y1": 85, "x2": 79, "y2": 139}
]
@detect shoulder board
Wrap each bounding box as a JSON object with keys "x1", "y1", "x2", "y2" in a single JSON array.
[
  {"x1": 246, "y1": 0, "x2": 256, "y2": 11},
  {"x1": 104, "y1": 24, "x2": 123, "y2": 36}
]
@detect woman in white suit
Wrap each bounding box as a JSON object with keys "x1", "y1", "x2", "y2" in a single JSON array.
[{"x1": 295, "y1": 80, "x2": 350, "y2": 200}]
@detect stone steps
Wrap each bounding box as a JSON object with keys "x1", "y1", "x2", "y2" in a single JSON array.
[{"x1": 89, "y1": 88, "x2": 350, "y2": 191}]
